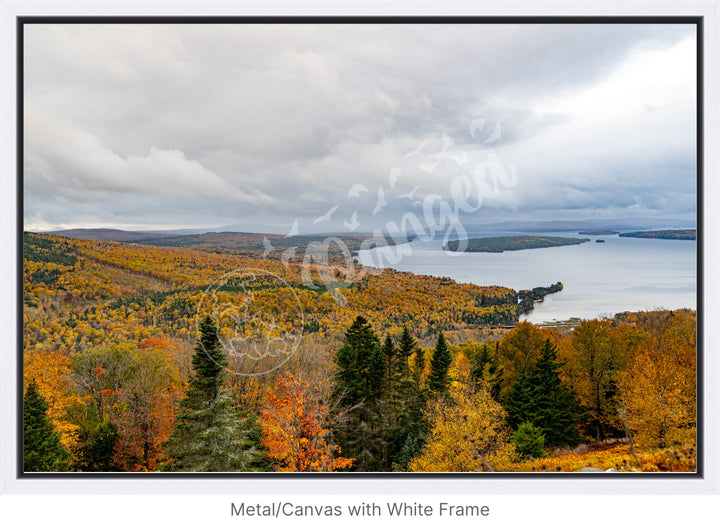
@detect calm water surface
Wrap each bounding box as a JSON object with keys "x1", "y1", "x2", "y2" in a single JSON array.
[{"x1": 356, "y1": 231, "x2": 696, "y2": 324}]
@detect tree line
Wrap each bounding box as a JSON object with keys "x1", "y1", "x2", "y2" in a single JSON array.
[{"x1": 25, "y1": 309, "x2": 696, "y2": 472}]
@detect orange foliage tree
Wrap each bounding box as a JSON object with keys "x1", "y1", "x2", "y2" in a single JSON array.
[
  {"x1": 260, "y1": 373, "x2": 353, "y2": 472},
  {"x1": 23, "y1": 347, "x2": 85, "y2": 448},
  {"x1": 70, "y1": 341, "x2": 183, "y2": 470},
  {"x1": 619, "y1": 312, "x2": 696, "y2": 449}
]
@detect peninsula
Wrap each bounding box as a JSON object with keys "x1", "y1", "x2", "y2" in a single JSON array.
[{"x1": 444, "y1": 235, "x2": 590, "y2": 253}]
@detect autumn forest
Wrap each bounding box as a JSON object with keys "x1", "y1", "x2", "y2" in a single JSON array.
[{"x1": 22, "y1": 231, "x2": 697, "y2": 473}]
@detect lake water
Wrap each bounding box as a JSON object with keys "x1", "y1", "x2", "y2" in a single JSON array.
[{"x1": 356, "y1": 231, "x2": 697, "y2": 324}]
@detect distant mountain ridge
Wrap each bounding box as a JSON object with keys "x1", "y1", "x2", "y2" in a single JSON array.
[
  {"x1": 41, "y1": 217, "x2": 697, "y2": 246},
  {"x1": 41, "y1": 228, "x2": 300, "y2": 251},
  {"x1": 464, "y1": 217, "x2": 696, "y2": 233},
  {"x1": 39, "y1": 228, "x2": 411, "y2": 253},
  {"x1": 44, "y1": 228, "x2": 181, "y2": 242}
]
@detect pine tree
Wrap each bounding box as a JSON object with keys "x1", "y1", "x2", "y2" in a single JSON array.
[
  {"x1": 163, "y1": 387, "x2": 263, "y2": 471},
  {"x1": 332, "y1": 316, "x2": 381, "y2": 406},
  {"x1": 76, "y1": 421, "x2": 120, "y2": 471},
  {"x1": 487, "y1": 351, "x2": 504, "y2": 402},
  {"x1": 383, "y1": 333, "x2": 396, "y2": 398},
  {"x1": 469, "y1": 343, "x2": 504, "y2": 400},
  {"x1": 413, "y1": 347, "x2": 426, "y2": 383},
  {"x1": 161, "y1": 316, "x2": 263, "y2": 471},
  {"x1": 367, "y1": 337, "x2": 387, "y2": 402},
  {"x1": 379, "y1": 332, "x2": 399, "y2": 470},
  {"x1": 188, "y1": 316, "x2": 226, "y2": 404},
  {"x1": 503, "y1": 339, "x2": 580, "y2": 448},
  {"x1": 512, "y1": 422, "x2": 548, "y2": 459},
  {"x1": 65, "y1": 399, "x2": 121, "y2": 471},
  {"x1": 428, "y1": 331, "x2": 452, "y2": 394},
  {"x1": 529, "y1": 339, "x2": 580, "y2": 447},
  {"x1": 469, "y1": 343, "x2": 492, "y2": 388},
  {"x1": 386, "y1": 327, "x2": 428, "y2": 470},
  {"x1": 395, "y1": 327, "x2": 415, "y2": 381},
  {"x1": 392, "y1": 376, "x2": 428, "y2": 470},
  {"x1": 24, "y1": 380, "x2": 71, "y2": 472},
  {"x1": 331, "y1": 316, "x2": 393, "y2": 471},
  {"x1": 504, "y1": 369, "x2": 535, "y2": 429}
]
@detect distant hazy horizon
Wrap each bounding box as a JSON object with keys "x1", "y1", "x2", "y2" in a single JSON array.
[{"x1": 35, "y1": 215, "x2": 697, "y2": 238}]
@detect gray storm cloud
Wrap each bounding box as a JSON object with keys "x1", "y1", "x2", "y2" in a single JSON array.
[{"x1": 23, "y1": 23, "x2": 696, "y2": 232}]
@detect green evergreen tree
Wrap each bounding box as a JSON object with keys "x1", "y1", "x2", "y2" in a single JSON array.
[
  {"x1": 428, "y1": 331, "x2": 452, "y2": 394},
  {"x1": 469, "y1": 342, "x2": 504, "y2": 397},
  {"x1": 512, "y1": 422, "x2": 548, "y2": 459},
  {"x1": 65, "y1": 401, "x2": 120, "y2": 471},
  {"x1": 487, "y1": 350, "x2": 504, "y2": 402},
  {"x1": 331, "y1": 316, "x2": 387, "y2": 471},
  {"x1": 392, "y1": 377, "x2": 428, "y2": 470},
  {"x1": 23, "y1": 380, "x2": 71, "y2": 472},
  {"x1": 395, "y1": 327, "x2": 415, "y2": 381},
  {"x1": 161, "y1": 316, "x2": 263, "y2": 471},
  {"x1": 503, "y1": 339, "x2": 580, "y2": 448},
  {"x1": 413, "y1": 347, "x2": 426, "y2": 383},
  {"x1": 383, "y1": 332, "x2": 396, "y2": 398},
  {"x1": 380, "y1": 332, "x2": 400, "y2": 469},
  {"x1": 469, "y1": 343, "x2": 492, "y2": 387},
  {"x1": 394, "y1": 432, "x2": 427, "y2": 471},
  {"x1": 163, "y1": 387, "x2": 262, "y2": 471},
  {"x1": 332, "y1": 316, "x2": 381, "y2": 406},
  {"x1": 367, "y1": 337, "x2": 387, "y2": 401},
  {"x1": 386, "y1": 327, "x2": 428, "y2": 470},
  {"x1": 188, "y1": 316, "x2": 226, "y2": 403},
  {"x1": 504, "y1": 369, "x2": 535, "y2": 429},
  {"x1": 78, "y1": 421, "x2": 120, "y2": 471},
  {"x1": 528, "y1": 339, "x2": 581, "y2": 447}
]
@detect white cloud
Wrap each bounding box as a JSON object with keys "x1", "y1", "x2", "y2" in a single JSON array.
[
  {"x1": 480, "y1": 35, "x2": 696, "y2": 216},
  {"x1": 25, "y1": 104, "x2": 272, "y2": 203}
]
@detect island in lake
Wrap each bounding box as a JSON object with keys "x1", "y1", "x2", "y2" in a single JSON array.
[
  {"x1": 619, "y1": 229, "x2": 696, "y2": 240},
  {"x1": 444, "y1": 235, "x2": 590, "y2": 253},
  {"x1": 578, "y1": 230, "x2": 619, "y2": 235}
]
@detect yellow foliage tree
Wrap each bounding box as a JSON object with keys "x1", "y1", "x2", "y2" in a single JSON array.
[
  {"x1": 408, "y1": 382, "x2": 517, "y2": 472},
  {"x1": 112, "y1": 341, "x2": 184, "y2": 471},
  {"x1": 496, "y1": 322, "x2": 550, "y2": 396},
  {"x1": 619, "y1": 313, "x2": 696, "y2": 449}
]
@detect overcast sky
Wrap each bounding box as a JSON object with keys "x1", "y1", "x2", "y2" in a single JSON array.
[{"x1": 24, "y1": 23, "x2": 697, "y2": 234}]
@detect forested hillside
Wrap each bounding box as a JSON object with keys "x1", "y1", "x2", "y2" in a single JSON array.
[
  {"x1": 619, "y1": 230, "x2": 696, "y2": 240},
  {"x1": 22, "y1": 232, "x2": 696, "y2": 472}
]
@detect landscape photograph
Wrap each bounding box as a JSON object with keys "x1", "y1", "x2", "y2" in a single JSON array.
[{"x1": 22, "y1": 21, "x2": 698, "y2": 474}]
